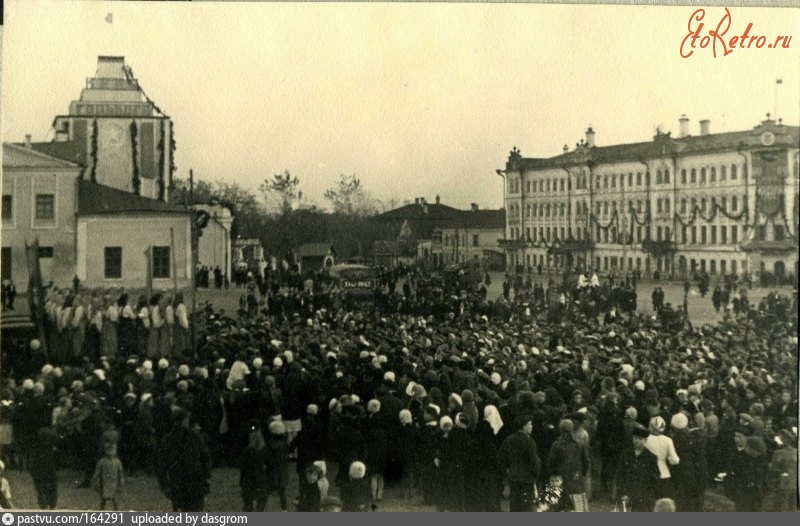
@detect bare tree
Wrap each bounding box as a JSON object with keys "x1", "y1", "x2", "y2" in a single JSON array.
[
  {"x1": 324, "y1": 174, "x2": 379, "y2": 217},
  {"x1": 261, "y1": 170, "x2": 302, "y2": 216}
]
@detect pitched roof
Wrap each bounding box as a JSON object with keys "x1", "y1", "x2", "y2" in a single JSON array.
[
  {"x1": 371, "y1": 240, "x2": 403, "y2": 256},
  {"x1": 440, "y1": 209, "x2": 505, "y2": 230},
  {"x1": 373, "y1": 201, "x2": 463, "y2": 222},
  {"x1": 2, "y1": 143, "x2": 82, "y2": 169},
  {"x1": 78, "y1": 180, "x2": 190, "y2": 215},
  {"x1": 295, "y1": 243, "x2": 335, "y2": 257},
  {"x1": 27, "y1": 140, "x2": 87, "y2": 167},
  {"x1": 507, "y1": 120, "x2": 800, "y2": 171}
]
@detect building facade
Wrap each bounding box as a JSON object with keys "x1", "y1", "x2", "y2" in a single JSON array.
[
  {"x1": 2, "y1": 56, "x2": 192, "y2": 291},
  {"x1": 195, "y1": 204, "x2": 234, "y2": 281},
  {"x1": 499, "y1": 116, "x2": 799, "y2": 282},
  {"x1": 1, "y1": 144, "x2": 83, "y2": 286},
  {"x1": 433, "y1": 205, "x2": 505, "y2": 269}
]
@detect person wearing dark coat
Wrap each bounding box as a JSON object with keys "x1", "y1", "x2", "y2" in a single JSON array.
[
  {"x1": 330, "y1": 410, "x2": 367, "y2": 486},
  {"x1": 289, "y1": 409, "x2": 325, "y2": 477},
  {"x1": 433, "y1": 415, "x2": 468, "y2": 512},
  {"x1": 157, "y1": 410, "x2": 211, "y2": 511},
  {"x1": 725, "y1": 425, "x2": 767, "y2": 511},
  {"x1": 340, "y1": 461, "x2": 372, "y2": 512},
  {"x1": 465, "y1": 416, "x2": 503, "y2": 511},
  {"x1": 364, "y1": 400, "x2": 389, "y2": 502},
  {"x1": 498, "y1": 415, "x2": 541, "y2": 512},
  {"x1": 30, "y1": 428, "x2": 59, "y2": 510},
  {"x1": 546, "y1": 419, "x2": 589, "y2": 511},
  {"x1": 669, "y1": 413, "x2": 705, "y2": 511},
  {"x1": 296, "y1": 465, "x2": 323, "y2": 512},
  {"x1": 617, "y1": 426, "x2": 660, "y2": 512},
  {"x1": 264, "y1": 420, "x2": 290, "y2": 511},
  {"x1": 239, "y1": 421, "x2": 268, "y2": 512},
  {"x1": 396, "y1": 410, "x2": 420, "y2": 500}
]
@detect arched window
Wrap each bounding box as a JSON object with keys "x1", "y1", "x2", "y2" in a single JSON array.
[
  {"x1": 665, "y1": 199, "x2": 671, "y2": 214},
  {"x1": 681, "y1": 198, "x2": 687, "y2": 213},
  {"x1": 560, "y1": 203, "x2": 566, "y2": 217},
  {"x1": 596, "y1": 175, "x2": 601, "y2": 189},
  {"x1": 612, "y1": 174, "x2": 617, "y2": 188},
  {"x1": 603, "y1": 202, "x2": 609, "y2": 216},
  {"x1": 628, "y1": 173, "x2": 633, "y2": 186},
  {"x1": 711, "y1": 197, "x2": 717, "y2": 210},
  {"x1": 657, "y1": 199, "x2": 663, "y2": 213},
  {"x1": 701, "y1": 198, "x2": 707, "y2": 212},
  {"x1": 546, "y1": 180, "x2": 551, "y2": 192},
  {"x1": 664, "y1": 169, "x2": 671, "y2": 184},
  {"x1": 691, "y1": 197, "x2": 696, "y2": 210},
  {"x1": 637, "y1": 200, "x2": 643, "y2": 213},
  {"x1": 731, "y1": 165, "x2": 738, "y2": 180},
  {"x1": 656, "y1": 170, "x2": 663, "y2": 184},
  {"x1": 628, "y1": 200, "x2": 633, "y2": 212},
  {"x1": 721, "y1": 196, "x2": 727, "y2": 210},
  {"x1": 731, "y1": 196, "x2": 738, "y2": 211},
  {"x1": 720, "y1": 165, "x2": 727, "y2": 180},
  {"x1": 636, "y1": 172, "x2": 642, "y2": 186},
  {"x1": 700, "y1": 168, "x2": 706, "y2": 183},
  {"x1": 690, "y1": 168, "x2": 697, "y2": 183},
  {"x1": 710, "y1": 167, "x2": 716, "y2": 182},
  {"x1": 560, "y1": 179, "x2": 565, "y2": 192},
  {"x1": 546, "y1": 204, "x2": 551, "y2": 217},
  {"x1": 681, "y1": 169, "x2": 687, "y2": 184},
  {"x1": 603, "y1": 175, "x2": 608, "y2": 188}
]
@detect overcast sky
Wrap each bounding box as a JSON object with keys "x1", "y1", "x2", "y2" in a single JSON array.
[{"x1": 3, "y1": 1, "x2": 799, "y2": 210}]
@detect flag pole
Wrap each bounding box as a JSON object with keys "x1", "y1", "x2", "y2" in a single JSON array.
[
  {"x1": 189, "y1": 169, "x2": 197, "y2": 357},
  {"x1": 170, "y1": 227, "x2": 177, "y2": 294}
]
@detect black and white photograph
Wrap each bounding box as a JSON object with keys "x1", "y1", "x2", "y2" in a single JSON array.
[{"x1": 0, "y1": 0, "x2": 798, "y2": 513}]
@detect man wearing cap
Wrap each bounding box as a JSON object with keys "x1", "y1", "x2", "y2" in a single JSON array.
[
  {"x1": 617, "y1": 426, "x2": 660, "y2": 512},
  {"x1": 499, "y1": 415, "x2": 541, "y2": 512}
]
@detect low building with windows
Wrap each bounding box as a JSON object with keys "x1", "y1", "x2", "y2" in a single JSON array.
[
  {"x1": 433, "y1": 204, "x2": 505, "y2": 270},
  {"x1": 498, "y1": 115, "x2": 799, "y2": 282}
]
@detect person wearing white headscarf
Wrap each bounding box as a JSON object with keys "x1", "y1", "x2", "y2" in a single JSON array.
[
  {"x1": 645, "y1": 416, "x2": 680, "y2": 498},
  {"x1": 226, "y1": 360, "x2": 251, "y2": 390},
  {"x1": 484, "y1": 405, "x2": 504, "y2": 436}
]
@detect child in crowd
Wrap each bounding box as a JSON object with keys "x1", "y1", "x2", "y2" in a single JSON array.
[{"x1": 92, "y1": 442, "x2": 125, "y2": 510}]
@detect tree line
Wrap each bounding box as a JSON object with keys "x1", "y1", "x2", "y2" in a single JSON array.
[{"x1": 169, "y1": 172, "x2": 403, "y2": 262}]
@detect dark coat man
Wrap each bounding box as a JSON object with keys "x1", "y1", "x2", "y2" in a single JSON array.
[
  {"x1": 617, "y1": 427, "x2": 660, "y2": 512},
  {"x1": 498, "y1": 416, "x2": 541, "y2": 512},
  {"x1": 158, "y1": 410, "x2": 212, "y2": 511}
]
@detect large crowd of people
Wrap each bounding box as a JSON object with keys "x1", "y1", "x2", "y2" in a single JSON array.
[{"x1": 0, "y1": 263, "x2": 797, "y2": 512}]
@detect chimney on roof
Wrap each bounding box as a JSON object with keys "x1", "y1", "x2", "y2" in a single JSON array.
[
  {"x1": 699, "y1": 119, "x2": 711, "y2": 136},
  {"x1": 435, "y1": 194, "x2": 440, "y2": 205},
  {"x1": 414, "y1": 198, "x2": 420, "y2": 205},
  {"x1": 563, "y1": 145, "x2": 569, "y2": 153},
  {"x1": 585, "y1": 126, "x2": 596, "y2": 147},
  {"x1": 679, "y1": 115, "x2": 690, "y2": 138},
  {"x1": 25, "y1": 134, "x2": 32, "y2": 148},
  {"x1": 471, "y1": 203, "x2": 479, "y2": 211}
]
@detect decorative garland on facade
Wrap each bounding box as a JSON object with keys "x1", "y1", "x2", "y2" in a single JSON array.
[
  {"x1": 130, "y1": 120, "x2": 140, "y2": 195},
  {"x1": 629, "y1": 205, "x2": 649, "y2": 226},
  {"x1": 169, "y1": 126, "x2": 176, "y2": 191},
  {"x1": 90, "y1": 119, "x2": 99, "y2": 182},
  {"x1": 589, "y1": 210, "x2": 619, "y2": 231},
  {"x1": 157, "y1": 120, "x2": 166, "y2": 201}
]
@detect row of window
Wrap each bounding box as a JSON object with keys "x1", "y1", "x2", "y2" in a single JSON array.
[
  {"x1": 507, "y1": 163, "x2": 747, "y2": 196},
  {"x1": 512, "y1": 194, "x2": 744, "y2": 221},
  {"x1": 508, "y1": 223, "x2": 750, "y2": 247},
  {"x1": 443, "y1": 234, "x2": 480, "y2": 247},
  {"x1": 104, "y1": 246, "x2": 171, "y2": 279},
  {"x1": 513, "y1": 252, "x2": 745, "y2": 277},
  {"x1": 1, "y1": 194, "x2": 56, "y2": 221}
]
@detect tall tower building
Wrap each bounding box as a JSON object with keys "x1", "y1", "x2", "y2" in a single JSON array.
[{"x1": 48, "y1": 56, "x2": 174, "y2": 201}]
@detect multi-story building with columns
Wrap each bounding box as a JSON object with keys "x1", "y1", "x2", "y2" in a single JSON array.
[{"x1": 498, "y1": 115, "x2": 799, "y2": 283}]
